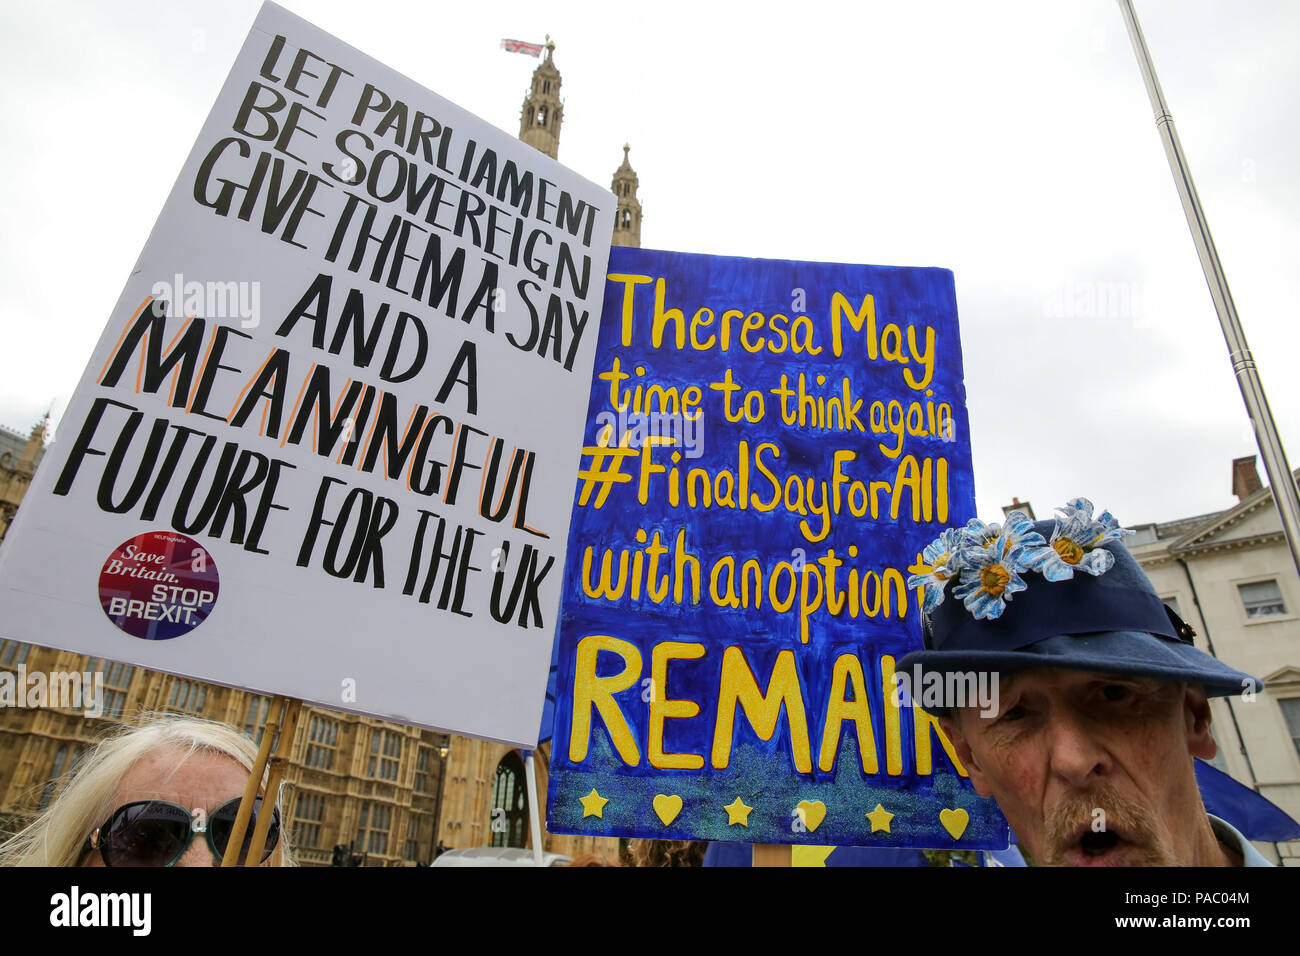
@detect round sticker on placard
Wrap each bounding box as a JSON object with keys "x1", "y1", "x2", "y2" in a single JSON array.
[{"x1": 99, "y1": 532, "x2": 219, "y2": 640}]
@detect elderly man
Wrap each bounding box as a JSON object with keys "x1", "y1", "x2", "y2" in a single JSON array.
[{"x1": 899, "y1": 498, "x2": 1270, "y2": 867}]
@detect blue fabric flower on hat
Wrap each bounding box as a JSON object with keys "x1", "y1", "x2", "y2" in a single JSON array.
[
  {"x1": 907, "y1": 527, "x2": 967, "y2": 613},
  {"x1": 992, "y1": 510, "x2": 1048, "y2": 554},
  {"x1": 959, "y1": 517, "x2": 999, "y2": 550},
  {"x1": 951, "y1": 543, "x2": 1029, "y2": 621},
  {"x1": 947, "y1": 511, "x2": 1046, "y2": 620},
  {"x1": 909, "y1": 513, "x2": 1048, "y2": 616},
  {"x1": 1020, "y1": 497, "x2": 1134, "y2": 581}
]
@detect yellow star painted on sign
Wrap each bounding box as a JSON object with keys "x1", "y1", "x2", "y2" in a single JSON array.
[
  {"x1": 866, "y1": 803, "x2": 894, "y2": 833},
  {"x1": 724, "y1": 797, "x2": 754, "y2": 826},
  {"x1": 579, "y1": 788, "x2": 609, "y2": 818}
]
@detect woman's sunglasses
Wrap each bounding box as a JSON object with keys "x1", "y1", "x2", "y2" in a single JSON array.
[{"x1": 83, "y1": 796, "x2": 280, "y2": 867}]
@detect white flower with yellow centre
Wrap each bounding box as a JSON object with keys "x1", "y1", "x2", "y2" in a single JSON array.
[{"x1": 1021, "y1": 498, "x2": 1134, "y2": 581}]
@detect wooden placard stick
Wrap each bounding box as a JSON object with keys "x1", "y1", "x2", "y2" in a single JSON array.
[
  {"x1": 249, "y1": 697, "x2": 302, "y2": 867},
  {"x1": 752, "y1": 844, "x2": 792, "y2": 867},
  {"x1": 221, "y1": 695, "x2": 295, "y2": 867}
]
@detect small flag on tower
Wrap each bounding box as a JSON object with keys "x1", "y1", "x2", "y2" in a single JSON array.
[{"x1": 500, "y1": 39, "x2": 543, "y2": 57}]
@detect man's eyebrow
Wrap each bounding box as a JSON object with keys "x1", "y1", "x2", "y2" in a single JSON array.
[{"x1": 995, "y1": 670, "x2": 1024, "y2": 694}]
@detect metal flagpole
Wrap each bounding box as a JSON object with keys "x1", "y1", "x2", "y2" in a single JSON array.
[{"x1": 1117, "y1": 0, "x2": 1300, "y2": 578}]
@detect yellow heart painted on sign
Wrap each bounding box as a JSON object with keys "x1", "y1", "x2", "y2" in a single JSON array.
[
  {"x1": 796, "y1": 800, "x2": 827, "y2": 832},
  {"x1": 653, "y1": 794, "x2": 683, "y2": 825},
  {"x1": 939, "y1": 808, "x2": 969, "y2": 839}
]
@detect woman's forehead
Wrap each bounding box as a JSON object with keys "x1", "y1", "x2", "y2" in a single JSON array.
[{"x1": 112, "y1": 746, "x2": 251, "y2": 806}]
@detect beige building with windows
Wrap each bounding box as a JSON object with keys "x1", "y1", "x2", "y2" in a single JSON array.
[
  {"x1": 1124, "y1": 456, "x2": 1300, "y2": 866},
  {"x1": 0, "y1": 42, "x2": 636, "y2": 867}
]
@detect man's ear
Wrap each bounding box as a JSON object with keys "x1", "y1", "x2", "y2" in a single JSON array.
[
  {"x1": 1183, "y1": 684, "x2": 1216, "y2": 761},
  {"x1": 939, "y1": 712, "x2": 992, "y2": 798}
]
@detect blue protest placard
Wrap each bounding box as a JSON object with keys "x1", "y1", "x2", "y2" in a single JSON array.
[{"x1": 544, "y1": 246, "x2": 1008, "y2": 848}]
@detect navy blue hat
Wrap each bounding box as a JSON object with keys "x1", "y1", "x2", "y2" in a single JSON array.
[{"x1": 897, "y1": 501, "x2": 1261, "y2": 710}]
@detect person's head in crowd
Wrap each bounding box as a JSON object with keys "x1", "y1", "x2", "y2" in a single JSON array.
[
  {"x1": 0, "y1": 713, "x2": 294, "y2": 867},
  {"x1": 627, "y1": 838, "x2": 706, "y2": 867},
  {"x1": 900, "y1": 499, "x2": 1267, "y2": 867}
]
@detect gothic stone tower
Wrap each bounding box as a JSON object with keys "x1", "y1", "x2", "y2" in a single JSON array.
[
  {"x1": 610, "y1": 144, "x2": 642, "y2": 248},
  {"x1": 0, "y1": 414, "x2": 48, "y2": 542},
  {"x1": 518, "y1": 38, "x2": 562, "y2": 159}
]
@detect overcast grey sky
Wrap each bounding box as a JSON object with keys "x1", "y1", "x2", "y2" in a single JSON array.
[{"x1": 1, "y1": 0, "x2": 1296, "y2": 527}]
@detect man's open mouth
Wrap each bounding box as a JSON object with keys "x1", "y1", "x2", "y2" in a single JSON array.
[
  {"x1": 1079, "y1": 829, "x2": 1121, "y2": 856},
  {"x1": 1058, "y1": 823, "x2": 1138, "y2": 866}
]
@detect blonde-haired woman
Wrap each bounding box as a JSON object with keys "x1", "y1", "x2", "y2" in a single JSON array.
[{"x1": 0, "y1": 713, "x2": 295, "y2": 867}]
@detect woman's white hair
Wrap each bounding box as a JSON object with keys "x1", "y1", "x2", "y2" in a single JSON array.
[{"x1": 0, "y1": 713, "x2": 295, "y2": 867}]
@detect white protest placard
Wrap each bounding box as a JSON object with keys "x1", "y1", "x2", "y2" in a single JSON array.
[{"x1": 0, "y1": 2, "x2": 613, "y2": 746}]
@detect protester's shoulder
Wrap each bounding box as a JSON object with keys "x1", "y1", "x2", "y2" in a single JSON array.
[{"x1": 1208, "y1": 814, "x2": 1274, "y2": 868}]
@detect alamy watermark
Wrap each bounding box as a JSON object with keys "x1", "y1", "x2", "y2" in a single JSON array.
[
  {"x1": 151, "y1": 273, "x2": 261, "y2": 328},
  {"x1": 1044, "y1": 279, "x2": 1143, "y2": 323},
  {"x1": 891, "y1": 665, "x2": 999, "y2": 718},
  {"x1": 0, "y1": 666, "x2": 104, "y2": 718},
  {"x1": 50, "y1": 886, "x2": 150, "y2": 935},
  {"x1": 592, "y1": 407, "x2": 704, "y2": 459}
]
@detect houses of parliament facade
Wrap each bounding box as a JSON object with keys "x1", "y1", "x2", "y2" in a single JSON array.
[{"x1": 0, "y1": 41, "x2": 640, "y2": 865}]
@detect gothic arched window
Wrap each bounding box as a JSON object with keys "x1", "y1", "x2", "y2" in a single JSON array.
[
  {"x1": 39, "y1": 745, "x2": 70, "y2": 810},
  {"x1": 622, "y1": 209, "x2": 632, "y2": 227},
  {"x1": 537, "y1": 106, "x2": 547, "y2": 127},
  {"x1": 490, "y1": 751, "x2": 529, "y2": 849}
]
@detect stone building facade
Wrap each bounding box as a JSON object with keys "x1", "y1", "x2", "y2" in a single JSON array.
[{"x1": 0, "y1": 418, "x2": 47, "y2": 543}]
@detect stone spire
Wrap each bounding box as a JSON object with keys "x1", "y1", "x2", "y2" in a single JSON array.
[
  {"x1": 16, "y1": 411, "x2": 49, "y2": 476},
  {"x1": 611, "y1": 144, "x2": 642, "y2": 248},
  {"x1": 0, "y1": 412, "x2": 49, "y2": 543},
  {"x1": 518, "y1": 36, "x2": 563, "y2": 159}
]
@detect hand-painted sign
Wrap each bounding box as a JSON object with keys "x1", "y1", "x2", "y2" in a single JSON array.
[
  {"x1": 0, "y1": 2, "x2": 613, "y2": 746},
  {"x1": 545, "y1": 246, "x2": 1007, "y2": 847}
]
